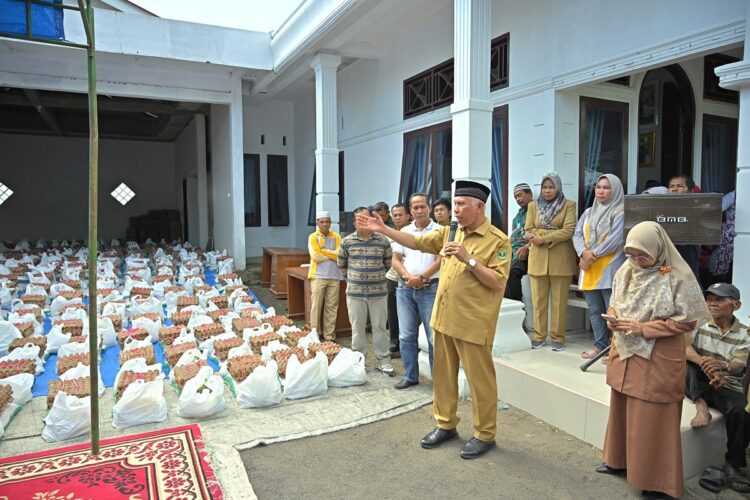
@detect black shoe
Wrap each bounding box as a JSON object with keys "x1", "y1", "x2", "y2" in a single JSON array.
[
  {"x1": 595, "y1": 463, "x2": 626, "y2": 475},
  {"x1": 420, "y1": 428, "x2": 458, "y2": 449},
  {"x1": 641, "y1": 491, "x2": 674, "y2": 499},
  {"x1": 394, "y1": 379, "x2": 418, "y2": 390},
  {"x1": 389, "y1": 348, "x2": 401, "y2": 358},
  {"x1": 459, "y1": 437, "x2": 496, "y2": 459}
]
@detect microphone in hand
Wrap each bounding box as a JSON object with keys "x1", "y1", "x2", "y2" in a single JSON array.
[{"x1": 448, "y1": 221, "x2": 458, "y2": 243}]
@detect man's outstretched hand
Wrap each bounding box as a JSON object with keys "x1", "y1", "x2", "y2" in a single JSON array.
[{"x1": 355, "y1": 213, "x2": 385, "y2": 231}]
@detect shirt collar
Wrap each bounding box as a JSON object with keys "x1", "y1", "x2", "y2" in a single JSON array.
[
  {"x1": 706, "y1": 316, "x2": 745, "y2": 335},
  {"x1": 460, "y1": 218, "x2": 490, "y2": 237},
  {"x1": 409, "y1": 219, "x2": 436, "y2": 232}
]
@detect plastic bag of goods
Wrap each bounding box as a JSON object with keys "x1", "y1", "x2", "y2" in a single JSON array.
[{"x1": 177, "y1": 365, "x2": 226, "y2": 418}]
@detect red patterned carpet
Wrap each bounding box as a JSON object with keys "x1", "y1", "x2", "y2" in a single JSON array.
[{"x1": 0, "y1": 424, "x2": 223, "y2": 500}]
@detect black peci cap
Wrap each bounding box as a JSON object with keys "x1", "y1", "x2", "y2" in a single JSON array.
[{"x1": 454, "y1": 180, "x2": 490, "y2": 203}]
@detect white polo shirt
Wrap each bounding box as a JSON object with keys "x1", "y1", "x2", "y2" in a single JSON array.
[{"x1": 393, "y1": 220, "x2": 441, "y2": 279}]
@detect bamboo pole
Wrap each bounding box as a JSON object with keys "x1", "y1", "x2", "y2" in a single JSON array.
[{"x1": 76, "y1": 0, "x2": 100, "y2": 456}]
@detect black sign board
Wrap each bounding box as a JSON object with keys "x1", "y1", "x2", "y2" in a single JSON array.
[{"x1": 624, "y1": 193, "x2": 723, "y2": 245}]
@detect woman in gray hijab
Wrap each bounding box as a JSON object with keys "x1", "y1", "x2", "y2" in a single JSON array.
[{"x1": 573, "y1": 174, "x2": 626, "y2": 358}]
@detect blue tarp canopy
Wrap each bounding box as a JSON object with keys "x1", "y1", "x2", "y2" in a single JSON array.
[{"x1": 0, "y1": 0, "x2": 65, "y2": 40}]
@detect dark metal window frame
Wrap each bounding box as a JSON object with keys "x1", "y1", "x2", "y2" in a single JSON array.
[
  {"x1": 403, "y1": 32, "x2": 509, "y2": 119},
  {"x1": 492, "y1": 105, "x2": 509, "y2": 233},
  {"x1": 243, "y1": 153, "x2": 261, "y2": 227},
  {"x1": 266, "y1": 154, "x2": 289, "y2": 227},
  {"x1": 399, "y1": 121, "x2": 452, "y2": 203},
  {"x1": 704, "y1": 53, "x2": 739, "y2": 104},
  {"x1": 578, "y1": 96, "x2": 629, "y2": 214},
  {"x1": 490, "y1": 33, "x2": 509, "y2": 91}
]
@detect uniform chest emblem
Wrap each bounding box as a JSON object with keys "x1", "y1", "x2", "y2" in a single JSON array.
[{"x1": 497, "y1": 250, "x2": 508, "y2": 260}]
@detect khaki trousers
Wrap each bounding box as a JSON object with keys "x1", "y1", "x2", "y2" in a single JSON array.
[
  {"x1": 310, "y1": 278, "x2": 340, "y2": 341},
  {"x1": 433, "y1": 329, "x2": 498, "y2": 441},
  {"x1": 346, "y1": 295, "x2": 390, "y2": 363},
  {"x1": 529, "y1": 274, "x2": 571, "y2": 343}
]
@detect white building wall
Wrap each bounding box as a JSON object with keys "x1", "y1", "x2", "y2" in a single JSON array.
[
  {"x1": 209, "y1": 82, "x2": 246, "y2": 269},
  {"x1": 174, "y1": 115, "x2": 209, "y2": 246},
  {"x1": 494, "y1": 0, "x2": 744, "y2": 89},
  {"x1": 0, "y1": 133, "x2": 175, "y2": 241},
  {"x1": 333, "y1": 0, "x2": 744, "y2": 210},
  {"x1": 292, "y1": 85, "x2": 317, "y2": 247},
  {"x1": 242, "y1": 99, "x2": 296, "y2": 257}
]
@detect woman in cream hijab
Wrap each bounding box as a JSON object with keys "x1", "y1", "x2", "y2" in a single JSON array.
[{"x1": 597, "y1": 221, "x2": 711, "y2": 499}]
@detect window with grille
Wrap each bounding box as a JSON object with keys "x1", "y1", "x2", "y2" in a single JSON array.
[{"x1": 403, "y1": 33, "x2": 509, "y2": 119}]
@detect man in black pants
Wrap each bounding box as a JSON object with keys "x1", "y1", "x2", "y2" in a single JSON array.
[
  {"x1": 504, "y1": 183, "x2": 533, "y2": 301},
  {"x1": 686, "y1": 283, "x2": 750, "y2": 493}
]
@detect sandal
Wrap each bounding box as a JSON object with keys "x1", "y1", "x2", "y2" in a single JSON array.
[
  {"x1": 698, "y1": 466, "x2": 725, "y2": 493},
  {"x1": 581, "y1": 348, "x2": 602, "y2": 359},
  {"x1": 725, "y1": 464, "x2": 750, "y2": 493}
]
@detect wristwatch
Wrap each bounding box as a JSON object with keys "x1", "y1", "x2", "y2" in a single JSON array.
[{"x1": 468, "y1": 258, "x2": 477, "y2": 269}]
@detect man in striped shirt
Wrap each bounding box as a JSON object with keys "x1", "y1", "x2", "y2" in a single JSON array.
[
  {"x1": 686, "y1": 283, "x2": 750, "y2": 492},
  {"x1": 338, "y1": 206, "x2": 395, "y2": 376}
]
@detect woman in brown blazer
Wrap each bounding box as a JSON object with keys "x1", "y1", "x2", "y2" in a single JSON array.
[
  {"x1": 525, "y1": 172, "x2": 577, "y2": 351},
  {"x1": 598, "y1": 221, "x2": 711, "y2": 498}
]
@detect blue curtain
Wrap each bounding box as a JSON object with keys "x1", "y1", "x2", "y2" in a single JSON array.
[
  {"x1": 308, "y1": 170, "x2": 316, "y2": 226},
  {"x1": 243, "y1": 155, "x2": 260, "y2": 227},
  {"x1": 433, "y1": 129, "x2": 452, "y2": 200},
  {"x1": 702, "y1": 120, "x2": 736, "y2": 194},
  {"x1": 399, "y1": 134, "x2": 431, "y2": 204},
  {"x1": 490, "y1": 113, "x2": 505, "y2": 229},
  {"x1": 582, "y1": 108, "x2": 606, "y2": 210}
]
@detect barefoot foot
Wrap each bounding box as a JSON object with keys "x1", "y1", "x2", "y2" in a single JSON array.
[{"x1": 690, "y1": 410, "x2": 712, "y2": 428}]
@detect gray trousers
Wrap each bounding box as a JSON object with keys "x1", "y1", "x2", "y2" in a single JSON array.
[{"x1": 346, "y1": 295, "x2": 391, "y2": 363}]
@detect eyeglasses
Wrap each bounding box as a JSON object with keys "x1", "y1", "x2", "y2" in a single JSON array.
[{"x1": 624, "y1": 253, "x2": 651, "y2": 262}]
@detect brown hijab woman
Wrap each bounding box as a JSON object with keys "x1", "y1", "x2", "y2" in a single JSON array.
[{"x1": 598, "y1": 221, "x2": 711, "y2": 498}]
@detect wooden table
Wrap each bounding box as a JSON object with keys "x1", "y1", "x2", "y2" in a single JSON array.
[
  {"x1": 261, "y1": 247, "x2": 310, "y2": 298},
  {"x1": 286, "y1": 266, "x2": 351, "y2": 337}
]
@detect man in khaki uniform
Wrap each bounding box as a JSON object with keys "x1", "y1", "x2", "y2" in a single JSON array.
[
  {"x1": 358, "y1": 180, "x2": 510, "y2": 459},
  {"x1": 307, "y1": 211, "x2": 342, "y2": 341}
]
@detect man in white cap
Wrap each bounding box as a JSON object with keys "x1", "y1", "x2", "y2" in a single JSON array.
[{"x1": 308, "y1": 211, "x2": 342, "y2": 341}]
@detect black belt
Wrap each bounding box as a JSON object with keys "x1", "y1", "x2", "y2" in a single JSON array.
[{"x1": 401, "y1": 278, "x2": 439, "y2": 288}]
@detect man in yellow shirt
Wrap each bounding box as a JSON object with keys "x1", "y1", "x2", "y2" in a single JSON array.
[
  {"x1": 357, "y1": 181, "x2": 511, "y2": 459},
  {"x1": 307, "y1": 211, "x2": 342, "y2": 341}
]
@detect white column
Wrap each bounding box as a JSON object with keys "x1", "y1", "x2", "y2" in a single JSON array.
[
  {"x1": 209, "y1": 78, "x2": 246, "y2": 270},
  {"x1": 716, "y1": 0, "x2": 750, "y2": 318},
  {"x1": 452, "y1": 0, "x2": 530, "y2": 353},
  {"x1": 194, "y1": 114, "x2": 209, "y2": 248},
  {"x1": 311, "y1": 53, "x2": 341, "y2": 232},
  {"x1": 451, "y1": 0, "x2": 493, "y2": 209}
]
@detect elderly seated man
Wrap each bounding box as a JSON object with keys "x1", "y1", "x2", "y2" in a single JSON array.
[{"x1": 686, "y1": 283, "x2": 750, "y2": 493}]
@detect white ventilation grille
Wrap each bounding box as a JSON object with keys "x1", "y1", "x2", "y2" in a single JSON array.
[
  {"x1": 111, "y1": 183, "x2": 135, "y2": 206},
  {"x1": 0, "y1": 182, "x2": 13, "y2": 206}
]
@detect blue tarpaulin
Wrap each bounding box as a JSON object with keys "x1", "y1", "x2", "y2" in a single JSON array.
[
  {"x1": 25, "y1": 270, "x2": 268, "y2": 397},
  {"x1": 0, "y1": 0, "x2": 65, "y2": 40}
]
